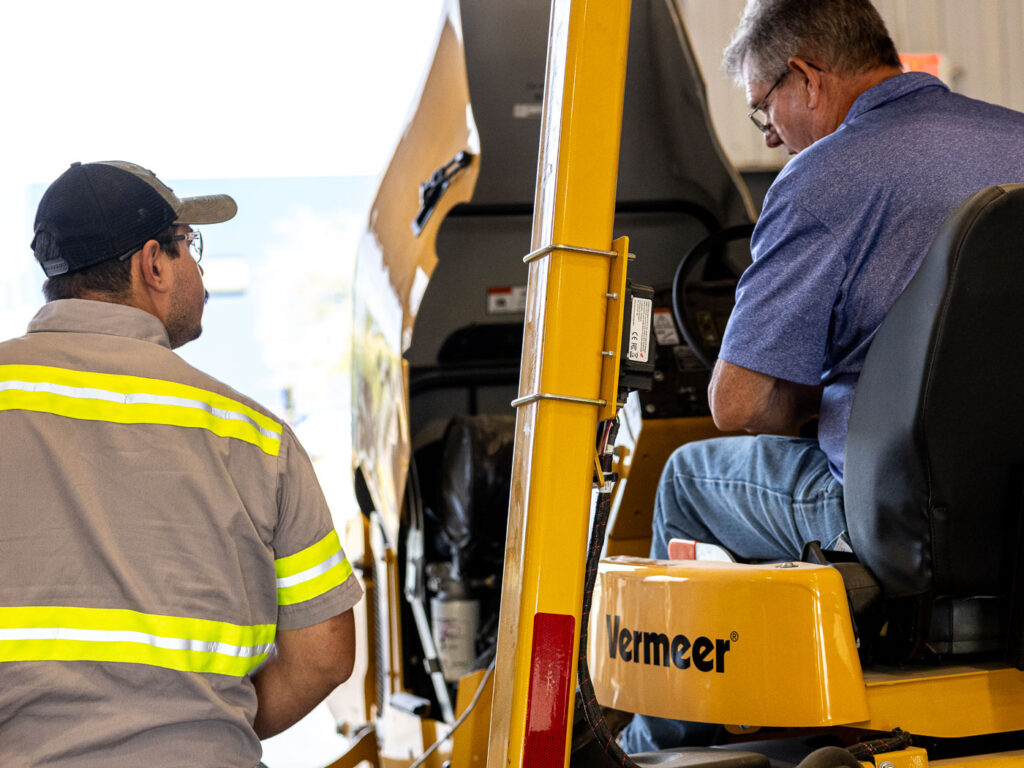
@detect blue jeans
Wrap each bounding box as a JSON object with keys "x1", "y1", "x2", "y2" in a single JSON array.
[{"x1": 618, "y1": 435, "x2": 848, "y2": 754}]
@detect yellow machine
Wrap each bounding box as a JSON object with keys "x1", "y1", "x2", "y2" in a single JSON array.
[{"x1": 330, "y1": 1, "x2": 1024, "y2": 767}]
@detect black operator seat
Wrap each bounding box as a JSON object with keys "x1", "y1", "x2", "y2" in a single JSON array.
[{"x1": 844, "y1": 183, "x2": 1024, "y2": 662}]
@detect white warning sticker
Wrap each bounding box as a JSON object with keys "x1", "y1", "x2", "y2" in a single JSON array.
[
  {"x1": 513, "y1": 103, "x2": 543, "y2": 119},
  {"x1": 652, "y1": 308, "x2": 680, "y2": 346},
  {"x1": 627, "y1": 297, "x2": 653, "y2": 363},
  {"x1": 487, "y1": 286, "x2": 527, "y2": 314}
]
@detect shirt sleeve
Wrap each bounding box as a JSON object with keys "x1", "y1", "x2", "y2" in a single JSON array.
[
  {"x1": 719, "y1": 186, "x2": 847, "y2": 386},
  {"x1": 272, "y1": 425, "x2": 363, "y2": 630}
]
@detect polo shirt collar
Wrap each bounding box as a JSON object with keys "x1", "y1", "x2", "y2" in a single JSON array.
[
  {"x1": 27, "y1": 299, "x2": 172, "y2": 349},
  {"x1": 845, "y1": 71, "x2": 949, "y2": 124}
]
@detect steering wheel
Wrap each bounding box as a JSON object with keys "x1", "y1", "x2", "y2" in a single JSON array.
[{"x1": 670, "y1": 223, "x2": 755, "y2": 370}]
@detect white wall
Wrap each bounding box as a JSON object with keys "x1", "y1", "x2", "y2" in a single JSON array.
[{"x1": 679, "y1": 0, "x2": 1024, "y2": 170}]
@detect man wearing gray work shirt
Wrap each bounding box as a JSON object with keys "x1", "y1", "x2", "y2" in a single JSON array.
[
  {"x1": 621, "y1": 0, "x2": 1024, "y2": 753},
  {"x1": 0, "y1": 161, "x2": 363, "y2": 766}
]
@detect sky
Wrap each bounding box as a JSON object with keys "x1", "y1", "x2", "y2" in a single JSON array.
[
  {"x1": 0, "y1": 0, "x2": 445, "y2": 334},
  {"x1": 0, "y1": 0, "x2": 445, "y2": 180}
]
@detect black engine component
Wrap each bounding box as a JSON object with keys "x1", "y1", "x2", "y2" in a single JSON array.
[{"x1": 438, "y1": 414, "x2": 516, "y2": 582}]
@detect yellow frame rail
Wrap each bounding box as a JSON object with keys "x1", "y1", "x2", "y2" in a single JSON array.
[{"x1": 486, "y1": 1, "x2": 633, "y2": 767}]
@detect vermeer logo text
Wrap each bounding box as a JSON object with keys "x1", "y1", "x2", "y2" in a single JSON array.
[{"x1": 605, "y1": 614, "x2": 731, "y2": 673}]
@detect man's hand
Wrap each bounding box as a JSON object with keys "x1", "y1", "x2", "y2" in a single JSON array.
[
  {"x1": 709, "y1": 359, "x2": 822, "y2": 434},
  {"x1": 250, "y1": 609, "x2": 356, "y2": 739}
]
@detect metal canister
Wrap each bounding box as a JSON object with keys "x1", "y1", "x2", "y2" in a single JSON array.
[{"x1": 430, "y1": 594, "x2": 480, "y2": 683}]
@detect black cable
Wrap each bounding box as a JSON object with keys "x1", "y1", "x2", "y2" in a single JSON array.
[
  {"x1": 576, "y1": 419, "x2": 641, "y2": 768},
  {"x1": 847, "y1": 729, "x2": 913, "y2": 761}
]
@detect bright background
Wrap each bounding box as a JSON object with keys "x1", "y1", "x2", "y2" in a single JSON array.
[
  {"x1": 1, "y1": 0, "x2": 445, "y2": 335},
  {"x1": 0, "y1": 2, "x2": 443, "y2": 766}
]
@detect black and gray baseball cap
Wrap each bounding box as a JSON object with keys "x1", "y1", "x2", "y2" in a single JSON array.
[{"x1": 31, "y1": 160, "x2": 238, "y2": 277}]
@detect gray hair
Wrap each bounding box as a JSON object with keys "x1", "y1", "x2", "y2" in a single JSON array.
[{"x1": 723, "y1": 0, "x2": 901, "y2": 84}]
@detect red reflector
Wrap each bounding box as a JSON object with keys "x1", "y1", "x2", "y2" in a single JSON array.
[
  {"x1": 523, "y1": 612, "x2": 575, "y2": 768},
  {"x1": 668, "y1": 537, "x2": 697, "y2": 560}
]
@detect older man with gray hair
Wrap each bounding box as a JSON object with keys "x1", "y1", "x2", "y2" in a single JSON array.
[{"x1": 620, "y1": 0, "x2": 1024, "y2": 753}]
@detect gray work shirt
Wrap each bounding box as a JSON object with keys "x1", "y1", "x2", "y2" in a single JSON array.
[{"x1": 0, "y1": 299, "x2": 363, "y2": 767}]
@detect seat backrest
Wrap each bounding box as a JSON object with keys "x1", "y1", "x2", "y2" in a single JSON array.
[{"x1": 845, "y1": 184, "x2": 1024, "y2": 608}]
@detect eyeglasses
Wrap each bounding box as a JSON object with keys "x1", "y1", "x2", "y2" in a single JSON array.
[
  {"x1": 158, "y1": 230, "x2": 204, "y2": 265},
  {"x1": 748, "y1": 70, "x2": 790, "y2": 134}
]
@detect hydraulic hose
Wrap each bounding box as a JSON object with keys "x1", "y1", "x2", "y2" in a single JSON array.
[{"x1": 575, "y1": 419, "x2": 641, "y2": 768}]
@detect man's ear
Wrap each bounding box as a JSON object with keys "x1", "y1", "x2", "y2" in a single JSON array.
[
  {"x1": 789, "y1": 56, "x2": 824, "y2": 109},
  {"x1": 135, "y1": 239, "x2": 173, "y2": 295}
]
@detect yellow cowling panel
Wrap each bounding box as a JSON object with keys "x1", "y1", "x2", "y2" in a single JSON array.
[
  {"x1": 351, "y1": 1, "x2": 480, "y2": 548},
  {"x1": 587, "y1": 556, "x2": 869, "y2": 727},
  {"x1": 862, "y1": 663, "x2": 1024, "y2": 738}
]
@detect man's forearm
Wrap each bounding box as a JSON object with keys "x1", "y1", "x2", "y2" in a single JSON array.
[
  {"x1": 710, "y1": 359, "x2": 822, "y2": 434},
  {"x1": 746, "y1": 378, "x2": 822, "y2": 433},
  {"x1": 249, "y1": 648, "x2": 338, "y2": 738},
  {"x1": 250, "y1": 610, "x2": 356, "y2": 739}
]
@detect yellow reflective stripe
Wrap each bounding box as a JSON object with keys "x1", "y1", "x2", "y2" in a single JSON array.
[
  {"x1": 0, "y1": 606, "x2": 276, "y2": 677},
  {"x1": 277, "y1": 559, "x2": 355, "y2": 606},
  {"x1": 275, "y1": 530, "x2": 343, "y2": 578},
  {"x1": 275, "y1": 530, "x2": 356, "y2": 606},
  {"x1": 0, "y1": 365, "x2": 281, "y2": 456}
]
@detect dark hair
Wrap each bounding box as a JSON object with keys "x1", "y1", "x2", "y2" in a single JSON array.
[
  {"x1": 41, "y1": 226, "x2": 180, "y2": 302},
  {"x1": 723, "y1": 0, "x2": 901, "y2": 83}
]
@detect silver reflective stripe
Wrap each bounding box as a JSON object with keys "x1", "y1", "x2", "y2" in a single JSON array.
[
  {"x1": 276, "y1": 550, "x2": 348, "y2": 589},
  {"x1": 0, "y1": 379, "x2": 281, "y2": 442},
  {"x1": 0, "y1": 627, "x2": 274, "y2": 658}
]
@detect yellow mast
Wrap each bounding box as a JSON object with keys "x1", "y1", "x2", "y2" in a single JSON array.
[{"x1": 486, "y1": 1, "x2": 633, "y2": 766}]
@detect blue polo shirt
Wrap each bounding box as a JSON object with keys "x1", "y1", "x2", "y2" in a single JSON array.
[{"x1": 720, "y1": 72, "x2": 1024, "y2": 481}]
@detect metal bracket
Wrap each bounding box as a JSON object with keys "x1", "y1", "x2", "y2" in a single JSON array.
[
  {"x1": 412, "y1": 151, "x2": 474, "y2": 236},
  {"x1": 597, "y1": 236, "x2": 631, "y2": 420},
  {"x1": 513, "y1": 237, "x2": 630, "y2": 417},
  {"x1": 523, "y1": 242, "x2": 618, "y2": 264},
  {"x1": 511, "y1": 392, "x2": 607, "y2": 408}
]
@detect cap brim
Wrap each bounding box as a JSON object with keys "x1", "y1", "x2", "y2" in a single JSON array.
[{"x1": 175, "y1": 194, "x2": 238, "y2": 225}]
